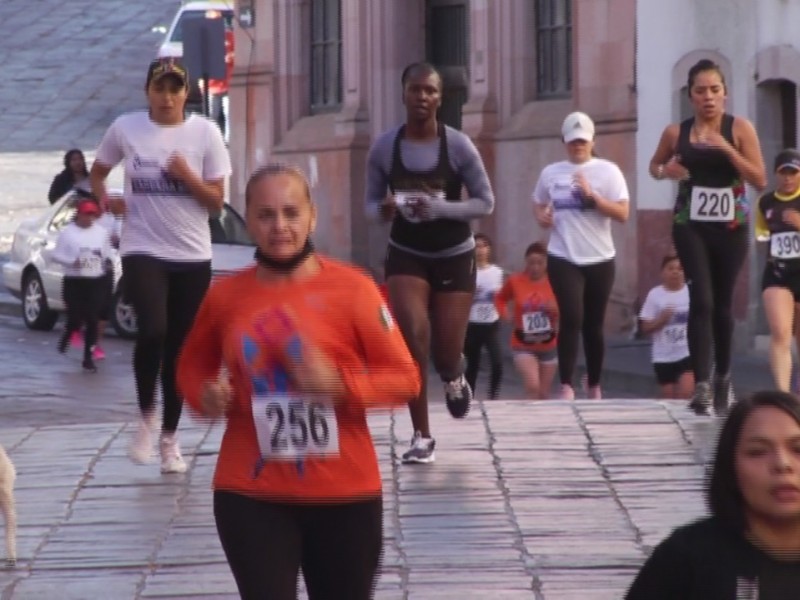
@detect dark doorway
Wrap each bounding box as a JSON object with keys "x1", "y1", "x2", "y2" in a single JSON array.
[{"x1": 426, "y1": 0, "x2": 470, "y2": 130}]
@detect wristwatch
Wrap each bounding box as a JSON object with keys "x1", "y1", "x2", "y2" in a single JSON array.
[{"x1": 656, "y1": 164, "x2": 665, "y2": 180}]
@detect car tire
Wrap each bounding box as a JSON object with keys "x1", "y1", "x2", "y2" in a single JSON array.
[
  {"x1": 110, "y1": 287, "x2": 137, "y2": 340},
  {"x1": 22, "y1": 271, "x2": 58, "y2": 331}
]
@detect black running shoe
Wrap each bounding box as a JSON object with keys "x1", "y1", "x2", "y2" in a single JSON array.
[
  {"x1": 688, "y1": 381, "x2": 712, "y2": 416},
  {"x1": 444, "y1": 374, "x2": 472, "y2": 419},
  {"x1": 82, "y1": 358, "x2": 97, "y2": 373}
]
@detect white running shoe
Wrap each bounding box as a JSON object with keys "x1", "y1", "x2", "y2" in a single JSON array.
[
  {"x1": 128, "y1": 411, "x2": 157, "y2": 465},
  {"x1": 159, "y1": 432, "x2": 187, "y2": 474},
  {"x1": 401, "y1": 431, "x2": 436, "y2": 464}
]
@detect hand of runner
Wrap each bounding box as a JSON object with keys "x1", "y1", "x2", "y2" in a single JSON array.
[
  {"x1": 782, "y1": 208, "x2": 800, "y2": 230},
  {"x1": 201, "y1": 377, "x2": 233, "y2": 417},
  {"x1": 380, "y1": 197, "x2": 397, "y2": 222},
  {"x1": 107, "y1": 194, "x2": 126, "y2": 216},
  {"x1": 284, "y1": 341, "x2": 345, "y2": 400},
  {"x1": 166, "y1": 152, "x2": 193, "y2": 182},
  {"x1": 659, "y1": 307, "x2": 675, "y2": 327},
  {"x1": 662, "y1": 155, "x2": 690, "y2": 181},
  {"x1": 535, "y1": 203, "x2": 554, "y2": 228},
  {"x1": 694, "y1": 130, "x2": 732, "y2": 154},
  {"x1": 572, "y1": 172, "x2": 592, "y2": 197}
]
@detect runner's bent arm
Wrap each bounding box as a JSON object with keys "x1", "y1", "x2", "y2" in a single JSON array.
[
  {"x1": 177, "y1": 288, "x2": 225, "y2": 416},
  {"x1": 729, "y1": 117, "x2": 767, "y2": 190},
  {"x1": 90, "y1": 119, "x2": 125, "y2": 210},
  {"x1": 364, "y1": 131, "x2": 393, "y2": 221},
  {"x1": 339, "y1": 278, "x2": 421, "y2": 407},
  {"x1": 494, "y1": 278, "x2": 513, "y2": 320},
  {"x1": 425, "y1": 132, "x2": 495, "y2": 221},
  {"x1": 648, "y1": 124, "x2": 680, "y2": 179}
]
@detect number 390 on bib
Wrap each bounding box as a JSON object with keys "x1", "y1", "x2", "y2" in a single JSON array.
[{"x1": 252, "y1": 394, "x2": 340, "y2": 461}]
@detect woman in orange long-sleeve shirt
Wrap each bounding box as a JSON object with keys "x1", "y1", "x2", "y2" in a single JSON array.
[
  {"x1": 495, "y1": 242, "x2": 559, "y2": 399},
  {"x1": 176, "y1": 164, "x2": 420, "y2": 600}
]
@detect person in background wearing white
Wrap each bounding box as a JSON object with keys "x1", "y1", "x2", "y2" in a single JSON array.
[
  {"x1": 639, "y1": 255, "x2": 694, "y2": 399},
  {"x1": 532, "y1": 111, "x2": 630, "y2": 400},
  {"x1": 51, "y1": 198, "x2": 113, "y2": 373},
  {"x1": 89, "y1": 58, "x2": 232, "y2": 474},
  {"x1": 756, "y1": 148, "x2": 800, "y2": 392},
  {"x1": 464, "y1": 233, "x2": 505, "y2": 400}
]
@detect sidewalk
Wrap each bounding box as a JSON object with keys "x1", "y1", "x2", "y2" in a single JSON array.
[{"x1": 0, "y1": 397, "x2": 718, "y2": 599}]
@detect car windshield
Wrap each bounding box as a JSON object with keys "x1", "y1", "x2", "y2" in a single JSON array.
[
  {"x1": 210, "y1": 205, "x2": 254, "y2": 246},
  {"x1": 169, "y1": 9, "x2": 234, "y2": 43}
]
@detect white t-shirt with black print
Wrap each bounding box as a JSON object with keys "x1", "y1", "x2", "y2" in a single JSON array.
[
  {"x1": 639, "y1": 284, "x2": 690, "y2": 364},
  {"x1": 51, "y1": 222, "x2": 113, "y2": 278},
  {"x1": 469, "y1": 264, "x2": 504, "y2": 324},
  {"x1": 532, "y1": 158, "x2": 629, "y2": 265},
  {"x1": 94, "y1": 112, "x2": 232, "y2": 262}
]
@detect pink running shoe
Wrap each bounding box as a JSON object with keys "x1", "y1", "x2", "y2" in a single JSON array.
[
  {"x1": 92, "y1": 346, "x2": 106, "y2": 360},
  {"x1": 70, "y1": 330, "x2": 83, "y2": 348}
]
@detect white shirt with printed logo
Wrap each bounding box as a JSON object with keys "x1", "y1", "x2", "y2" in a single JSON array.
[
  {"x1": 639, "y1": 284, "x2": 691, "y2": 364},
  {"x1": 51, "y1": 222, "x2": 113, "y2": 278},
  {"x1": 532, "y1": 158, "x2": 629, "y2": 265},
  {"x1": 94, "y1": 112, "x2": 232, "y2": 262},
  {"x1": 470, "y1": 264, "x2": 504, "y2": 323}
]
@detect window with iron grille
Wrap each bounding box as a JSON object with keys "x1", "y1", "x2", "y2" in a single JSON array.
[
  {"x1": 535, "y1": 0, "x2": 572, "y2": 98},
  {"x1": 310, "y1": 0, "x2": 342, "y2": 113}
]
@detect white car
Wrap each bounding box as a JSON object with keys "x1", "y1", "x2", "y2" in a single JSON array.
[
  {"x1": 156, "y1": 1, "x2": 235, "y2": 113},
  {"x1": 2, "y1": 189, "x2": 254, "y2": 339},
  {"x1": 157, "y1": 1, "x2": 234, "y2": 59}
]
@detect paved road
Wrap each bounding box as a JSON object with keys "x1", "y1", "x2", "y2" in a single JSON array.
[
  {"x1": 0, "y1": 313, "x2": 718, "y2": 599},
  {"x1": 0, "y1": 0, "x2": 181, "y2": 254}
]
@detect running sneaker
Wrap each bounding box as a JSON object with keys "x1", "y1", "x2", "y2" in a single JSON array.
[
  {"x1": 128, "y1": 411, "x2": 157, "y2": 464},
  {"x1": 82, "y1": 357, "x2": 97, "y2": 373},
  {"x1": 159, "y1": 433, "x2": 188, "y2": 474},
  {"x1": 444, "y1": 374, "x2": 472, "y2": 418},
  {"x1": 688, "y1": 381, "x2": 712, "y2": 416},
  {"x1": 581, "y1": 375, "x2": 602, "y2": 400},
  {"x1": 92, "y1": 345, "x2": 106, "y2": 360},
  {"x1": 713, "y1": 374, "x2": 734, "y2": 415},
  {"x1": 560, "y1": 384, "x2": 575, "y2": 400},
  {"x1": 401, "y1": 431, "x2": 436, "y2": 464},
  {"x1": 70, "y1": 330, "x2": 83, "y2": 348}
]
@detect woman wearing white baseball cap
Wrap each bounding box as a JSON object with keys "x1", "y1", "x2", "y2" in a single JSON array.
[{"x1": 532, "y1": 111, "x2": 630, "y2": 400}]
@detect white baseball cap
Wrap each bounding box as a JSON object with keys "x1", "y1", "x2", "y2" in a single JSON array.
[{"x1": 561, "y1": 111, "x2": 595, "y2": 143}]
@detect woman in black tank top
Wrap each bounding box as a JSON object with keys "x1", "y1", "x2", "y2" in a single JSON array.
[{"x1": 649, "y1": 59, "x2": 766, "y2": 416}]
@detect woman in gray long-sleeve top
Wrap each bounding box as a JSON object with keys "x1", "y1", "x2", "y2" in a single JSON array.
[{"x1": 364, "y1": 62, "x2": 495, "y2": 465}]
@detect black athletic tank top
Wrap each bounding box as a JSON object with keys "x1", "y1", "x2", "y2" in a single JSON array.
[
  {"x1": 673, "y1": 114, "x2": 748, "y2": 229},
  {"x1": 759, "y1": 191, "x2": 800, "y2": 267},
  {"x1": 388, "y1": 124, "x2": 470, "y2": 253}
]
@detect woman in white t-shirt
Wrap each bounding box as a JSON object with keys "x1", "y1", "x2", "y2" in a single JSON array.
[
  {"x1": 51, "y1": 198, "x2": 113, "y2": 373},
  {"x1": 89, "y1": 58, "x2": 232, "y2": 474},
  {"x1": 532, "y1": 112, "x2": 630, "y2": 400},
  {"x1": 464, "y1": 233, "x2": 505, "y2": 399},
  {"x1": 639, "y1": 255, "x2": 693, "y2": 399}
]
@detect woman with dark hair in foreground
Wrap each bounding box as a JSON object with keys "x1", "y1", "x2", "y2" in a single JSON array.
[{"x1": 626, "y1": 390, "x2": 800, "y2": 599}]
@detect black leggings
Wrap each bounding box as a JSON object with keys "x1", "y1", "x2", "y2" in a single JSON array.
[
  {"x1": 672, "y1": 224, "x2": 748, "y2": 382},
  {"x1": 62, "y1": 276, "x2": 108, "y2": 359},
  {"x1": 122, "y1": 255, "x2": 211, "y2": 433},
  {"x1": 464, "y1": 321, "x2": 503, "y2": 399},
  {"x1": 214, "y1": 491, "x2": 383, "y2": 600},
  {"x1": 547, "y1": 255, "x2": 615, "y2": 387}
]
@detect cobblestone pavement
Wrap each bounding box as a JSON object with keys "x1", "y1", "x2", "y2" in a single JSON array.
[
  {"x1": 0, "y1": 0, "x2": 180, "y2": 154},
  {"x1": 0, "y1": 318, "x2": 719, "y2": 599}
]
